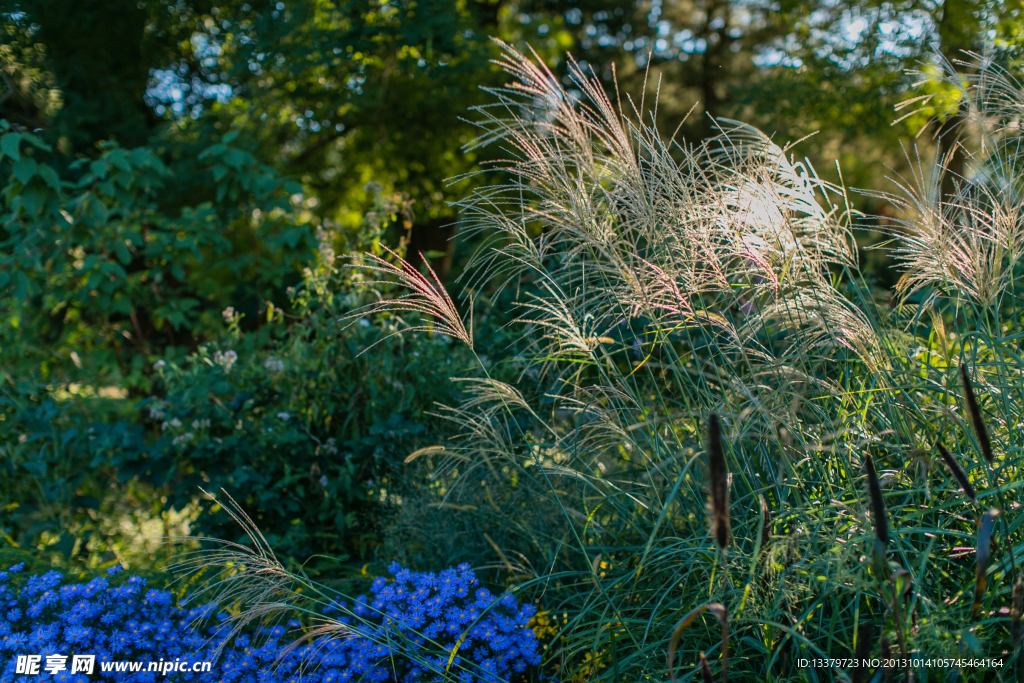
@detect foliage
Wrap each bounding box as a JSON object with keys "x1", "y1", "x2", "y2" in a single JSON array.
[
  {"x1": 0, "y1": 377, "x2": 148, "y2": 561},
  {"x1": 129, "y1": 187, "x2": 477, "y2": 567},
  {"x1": 0, "y1": 118, "x2": 315, "y2": 392}
]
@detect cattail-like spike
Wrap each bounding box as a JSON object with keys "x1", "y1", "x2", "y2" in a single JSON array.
[
  {"x1": 850, "y1": 622, "x2": 873, "y2": 683},
  {"x1": 759, "y1": 494, "x2": 771, "y2": 552},
  {"x1": 961, "y1": 363, "x2": 993, "y2": 463},
  {"x1": 865, "y1": 454, "x2": 889, "y2": 545},
  {"x1": 698, "y1": 652, "x2": 714, "y2": 683},
  {"x1": 1012, "y1": 575, "x2": 1022, "y2": 648},
  {"x1": 973, "y1": 508, "x2": 1000, "y2": 621},
  {"x1": 880, "y1": 637, "x2": 894, "y2": 683},
  {"x1": 707, "y1": 414, "x2": 730, "y2": 552},
  {"x1": 936, "y1": 442, "x2": 977, "y2": 503}
]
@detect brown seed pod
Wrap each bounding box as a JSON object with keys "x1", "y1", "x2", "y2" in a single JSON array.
[
  {"x1": 936, "y1": 442, "x2": 977, "y2": 503},
  {"x1": 865, "y1": 454, "x2": 889, "y2": 545},
  {"x1": 961, "y1": 363, "x2": 993, "y2": 463},
  {"x1": 707, "y1": 414, "x2": 730, "y2": 552},
  {"x1": 699, "y1": 652, "x2": 714, "y2": 683}
]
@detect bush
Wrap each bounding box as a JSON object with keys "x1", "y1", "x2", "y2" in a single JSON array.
[{"x1": 125, "y1": 188, "x2": 479, "y2": 568}]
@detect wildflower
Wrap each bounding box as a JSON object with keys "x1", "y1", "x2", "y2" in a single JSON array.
[
  {"x1": 277, "y1": 412, "x2": 290, "y2": 421},
  {"x1": 264, "y1": 356, "x2": 285, "y2": 373},
  {"x1": 152, "y1": 359, "x2": 166, "y2": 370},
  {"x1": 172, "y1": 432, "x2": 194, "y2": 446},
  {"x1": 214, "y1": 349, "x2": 238, "y2": 372}
]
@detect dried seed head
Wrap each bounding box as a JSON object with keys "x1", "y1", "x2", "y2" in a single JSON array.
[
  {"x1": 961, "y1": 363, "x2": 993, "y2": 463},
  {"x1": 759, "y1": 494, "x2": 771, "y2": 552},
  {"x1": 936, "y1": 442, "x2": 977, "y2": 503},
  {"x1": 880, "y1": 637, "x2": 894, "y2": 683},
  {"x1": 851, "y1": 622, "x2": 873, "y2": 683},
  {"x1": 865, "y1": 454, "x2": 889, "y2": 545},
  {"x1": 699, "y1": 652, "x2": 714, "y2": 683},
  {"x1": 707, "y1": 414, "x2": 730, "y2": 552}
]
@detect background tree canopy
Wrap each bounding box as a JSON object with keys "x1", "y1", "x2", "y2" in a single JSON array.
[{"x1": 1, "y1": 0, "x2": 1022, "y2": 569}]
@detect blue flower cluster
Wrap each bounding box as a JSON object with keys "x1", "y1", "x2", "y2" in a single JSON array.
[
  {"x1": 315, "y1": 562, "x2": 542, "y2": 683},
  {"x1": 0, "y1": 562, "x2": 541, "y2": 683}
]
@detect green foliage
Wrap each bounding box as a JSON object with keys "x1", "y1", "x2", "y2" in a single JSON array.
[
  {"x1": 0, "y1": 119, "x2": 316, "y2": 392},
  {"x1": 125, "y1": 189, "x2": 477, "y2": 569},
  {"x1": 0, "y1": 375, "x2": 147, "y2": 559}
]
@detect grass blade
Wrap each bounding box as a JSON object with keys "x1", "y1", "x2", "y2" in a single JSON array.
[{"x1": 973, "y1": 508, "x2": 1000, "y2": 621}]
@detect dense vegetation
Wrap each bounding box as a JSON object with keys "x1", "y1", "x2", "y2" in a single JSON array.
[{"x1": 3, "y1": 1, "x2": 1024, "y2": 681}]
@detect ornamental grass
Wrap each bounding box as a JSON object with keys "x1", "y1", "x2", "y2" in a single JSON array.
[{"x1": 197, "y1": 46, "x2": 1024, "y2": 682}]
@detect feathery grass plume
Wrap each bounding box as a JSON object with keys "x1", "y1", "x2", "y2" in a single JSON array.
[
  {"x1": 864, "y1": 454, "x2": 889, "y2": 545},
  {"x1": 1012, "y1": 575, "x2": 1022, "y2": 648},
  {"x1": 961, "y1": 363, "x2": 993, "y2": 463},
  {"x1": 168, "y1": 489, "x2": 306, "y2": 662},
  {"x1": 973, "y1": 508, "x2": 1001, "y2": 621},
  {"x1": 707, "y1": 414, "x2": 730, "y2": 553},
  {"x1": 880, "y1": 53, "x2": 1024, "y2": 307},
  {"x1": 936, "y1": 442, "x2": 977, "y2": 503},
  {"x1": 347, "y1": 246, "x2": 473, "y2": 350}
]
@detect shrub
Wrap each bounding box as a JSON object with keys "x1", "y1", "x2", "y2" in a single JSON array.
[{"x1": 124, "y1": 188, "x2": 479, "y2": 568}]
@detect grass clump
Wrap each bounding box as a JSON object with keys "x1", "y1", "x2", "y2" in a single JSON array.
[{"x1": 194, "y1": 47, "x2": 1024, "y2": 682}]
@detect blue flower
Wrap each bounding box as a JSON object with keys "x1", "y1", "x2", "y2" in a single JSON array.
[{"x1": 1, "y1": 563, "x2": 542, "y2": 683}]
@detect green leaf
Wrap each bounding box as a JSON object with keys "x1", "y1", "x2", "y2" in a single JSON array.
[
  {"x1": 89, "y1": 160, "x2": 108, "y2": 179},
  {"x1": 12, "y1": 270, "x2": 28, "y2": 301},
  {"x1": 20, "y1": 185, "x2": 46, "y2": 216},
  {"x1": 212, "y1": 164, "x2": 229, "y2": 182},
  {"x1": 224, "y1": 148, "x2": 247, "y2": 169},
  {"x1": 38, "y1": 164, "x2": 61, "y2": 190},
  {"x1": 114, "y1": 240, "x2": 132, "y2": 265},
  {"x1": 0, "y1": 133, "x2": 22, "y2": 160},
  {"x1": 12, "y1": 157, "x2": 37, "y2": 185}
]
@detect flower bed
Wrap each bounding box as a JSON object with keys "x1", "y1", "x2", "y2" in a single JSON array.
[{"x1": 0, "y1": 563, "x2": 541, "y2": 683}]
